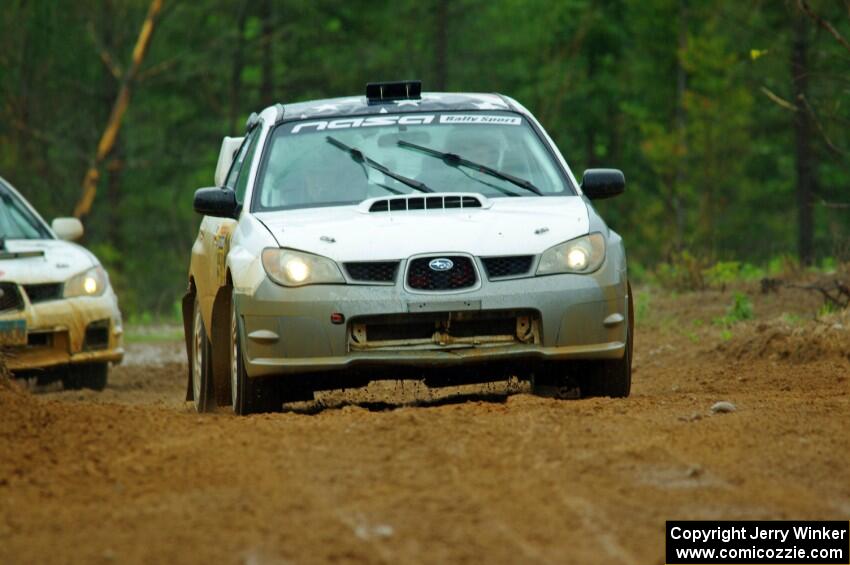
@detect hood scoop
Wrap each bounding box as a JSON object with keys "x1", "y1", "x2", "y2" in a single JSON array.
[{"x1": 360, "y1": 193, "x2": 491, "y2": 214}]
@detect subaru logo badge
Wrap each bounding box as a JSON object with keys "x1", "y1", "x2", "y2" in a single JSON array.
[{"x1": 428, "y1": 258, "x2": 454, "y2": 272}]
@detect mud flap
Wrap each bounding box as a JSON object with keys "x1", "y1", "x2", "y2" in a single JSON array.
[
  {"x1": 209, "y1": 287, "x2": 233, "y2": 407},
  {"x1": 182, "y1": 290, "x2": 195, "y2": 402},
  {"x1": 626, "y1": 281, "x2": 635, "y2": 365}
]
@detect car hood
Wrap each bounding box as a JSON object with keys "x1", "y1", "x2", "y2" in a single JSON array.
[
  {"x1": 254, "y1": 196, "x2": 591, "y2": 262},
  {"x1": 0, "y1": 239, "x2": 97, "y2": 284}
]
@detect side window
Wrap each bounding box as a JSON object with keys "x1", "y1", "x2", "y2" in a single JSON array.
[{"x1": 234, "y1": 129, "x2": 262, "y2": 203}]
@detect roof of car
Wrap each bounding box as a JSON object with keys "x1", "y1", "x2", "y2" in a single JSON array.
[{"x1": 272, "y1": 92, "x2": 518, "y2": 122}]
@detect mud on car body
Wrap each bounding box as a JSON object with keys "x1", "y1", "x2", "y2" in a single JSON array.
[
  {"x1": 186, "y1": 81, "x2": 632, "y2": 415},
  {"x1": 0, "y1": 176, "x2": 124, "y2": 390}
]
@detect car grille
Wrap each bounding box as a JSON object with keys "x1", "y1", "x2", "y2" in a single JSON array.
[
  {"x1": 0, "y1": 283, "x2": 24, "y2": 312},
  {"x1": 24, "y1": 283, "x2": 63, "y2": 304},
  {"x1": 344, "y1": 261, "x2": 400, "y2": 283},
  {"x1": 481, "y1": 255, "x2": 534, "y2": 279},
  {"x1": 407, "y1": 256, "x2": 477, "y2": 291}
]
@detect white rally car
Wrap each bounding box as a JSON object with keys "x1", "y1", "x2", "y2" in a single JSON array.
[
  {"x1": 0, "y1": 176, "x2": 124, "y2": 389},
  {"x1": 186, "y1": 81, "x2": 632, "y2": 414}
]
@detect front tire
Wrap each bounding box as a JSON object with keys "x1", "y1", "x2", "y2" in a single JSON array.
[
  {"x1": 230, "y1": 298, "x2": 280, "y2": 415},
  {"x1": 533, "y1": 282, "x2": 634, "y2": 399},
  {"x1": 579, "y1": 282, "x2": 634, "y2": 398}
]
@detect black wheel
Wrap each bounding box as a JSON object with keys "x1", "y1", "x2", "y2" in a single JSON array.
[
  {"x1": 63, "y1": 362, "x2": 108, "y2": 391},
  {"x1": 579, "y1": 283, "x2": 634, "y2": 398},
  {"x1": 192, "y1": 298, "x2": 215, "y2": 412},
  {"x1": 230, "y1": 298, "x2": 281, "y2": 415}
]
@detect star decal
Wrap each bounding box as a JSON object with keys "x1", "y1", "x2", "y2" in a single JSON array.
[
  {"x1": 468, "y1": 95, "x2": 508, "y2": 110},
  {"x1": 311, "y1": 103, "x2": 339, "y2": 114},
  {"x1": 473, "y1": 102, "x2": 505, "y2": 110}
]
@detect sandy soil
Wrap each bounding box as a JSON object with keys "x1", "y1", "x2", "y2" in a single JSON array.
[{"x1": 1, "y1": 285, "x2": 848, "y2": 564}]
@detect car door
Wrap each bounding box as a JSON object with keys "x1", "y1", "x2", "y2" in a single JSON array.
[{"x1": 194, "y1": 127, "x2": 261, "y2": 327}]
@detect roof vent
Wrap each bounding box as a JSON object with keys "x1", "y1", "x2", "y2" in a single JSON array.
[{"x1": 366, "y1": 80, "x2": 422, "y2": 104}]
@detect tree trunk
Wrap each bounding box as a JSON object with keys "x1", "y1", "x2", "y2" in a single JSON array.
[
  {"x1": 229, "y1": 0, "x2": 249, "y2": 133},
  {"x1": 791, "y1": 11, "x2": 816, "y2": 266},
  {"x1": 73, "y1": 0, "x2": 164, "y2": 220},
  {"x1": 16, "y1": 4, "x2": 35, "y2": 178},
  {"x1": 433, "y1": 0, "x2": 448, "y2": 90},
  {"x1": 260, "y1": 0, "x2": 274, "y2": 108},
  {"x1": 671, "y1": 0, "x2": 688, "y2": 251},
  {"x1": 99, "y1": 0, "x2": 122, "y2": 251}
]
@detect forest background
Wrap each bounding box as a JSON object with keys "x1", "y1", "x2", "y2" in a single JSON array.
[{"x1": 1, "y1": 0, "x2": 848, "y2": 318}]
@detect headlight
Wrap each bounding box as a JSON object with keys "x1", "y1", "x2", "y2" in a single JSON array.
[
  {"x1": 536, "y1": 233, "x2": 606, "y2": 275},
  {"x1": 261, "y1": 248, "x2": 345, "y2": 287},
  {"x1": 64, "y1": 266, "x2": 109, "y2": 298}
]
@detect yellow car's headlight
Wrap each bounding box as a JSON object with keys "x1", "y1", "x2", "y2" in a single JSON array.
[
  {"x1": 261, "y1": 248, "x2": 345, "y2": 287},
  {"x1": 64, "y1": 266, "x2": 109, "y2": 298},
  {"x1": 536, "y1": 233, "x2": 606, "y2": 275}
]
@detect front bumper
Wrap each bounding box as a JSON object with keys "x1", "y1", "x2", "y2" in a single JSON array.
[
  {"x1": 1, "y1": 291, "x2": 124, "y2": 372},
  {"x1": 235, "y1": 255, "x2": 628, "y2": 378}
]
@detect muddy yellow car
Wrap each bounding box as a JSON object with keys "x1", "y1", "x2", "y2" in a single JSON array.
[
  {"x1": 0, "y1": 176, "x2": 124, "y2": 389},
  {"x1": 185, "y1": 81, "x2": 632, "y2": 415}
]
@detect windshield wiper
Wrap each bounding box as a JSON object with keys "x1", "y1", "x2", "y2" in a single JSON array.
[
  {"x1": 397, "y1": 140, "x2": 543, "y2": 196},
  {"x1": 326, "y1": 136, "x2": 433, "y2": 194}
]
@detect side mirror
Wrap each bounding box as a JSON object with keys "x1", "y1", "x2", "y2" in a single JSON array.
[
  {"x1": 51, "y1": 217, "x2": 84, "y2": 241},
  {"x1": 193, "y1": 187, "x2": 239, "y2": 218},
  {"x1": 581, "y1": 169, "x2": 625, "y2": 200}
]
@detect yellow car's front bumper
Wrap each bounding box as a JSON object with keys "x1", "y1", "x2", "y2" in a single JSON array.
[{"x1": 1, "y1": 291, "x2": 124, "y2": 372}]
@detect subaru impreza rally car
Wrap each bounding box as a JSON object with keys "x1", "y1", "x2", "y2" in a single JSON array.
[
  {"x1": 186, "y1": 81, "x2": 632, "y2": 414},
  {"x1": 0, "y1": 176, "x2": 124, "y2": 389}
]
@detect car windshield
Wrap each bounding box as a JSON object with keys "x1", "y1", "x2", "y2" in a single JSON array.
[
  {"x1": 0, "y1": 187, "x2": 51, "y2": 239},
  {"x1": 253, "y1": 111, "x2": 573, "y2": 211}
]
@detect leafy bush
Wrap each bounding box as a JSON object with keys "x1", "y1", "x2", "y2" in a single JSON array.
[
  {"x1": 650, "y1": 254, "x2": 843, "y2": 292},
  {"x1": 634, "y1": 289, "x2": 652, "y2": 324},
  {"x1": 703, "y1": 261, "x2": 741, "y2": 289},
  {"x1": 655, "y1": 251, "x2": 707, "y2": 291},
  {"x1": 714, "y1": 292, "x2": 754, "y2": 327}
]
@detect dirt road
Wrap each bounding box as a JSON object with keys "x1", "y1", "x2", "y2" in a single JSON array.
[{"x1": 1, "y1": 288, "x2": 849, "y2": 564}]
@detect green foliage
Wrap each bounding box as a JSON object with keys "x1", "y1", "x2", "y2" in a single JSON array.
[
  {"x1": 817, "y1": 301, "x2": 839, "y2": 318},
  {"x1": 626, "y1": 260, "x2": 651, "y2": 285},
  {"x1": 714, "y1": 292, "x2": 754, "y2": 327},
  {"x1": 634, "y1": 289, "x2": 652, "y2": 324},
  {"x1": 655, "y1": 251, "x2": 707, "y2": 291},
  {"x1": 703, "y1": 261, "x2": 742, "y2": 289},
  {"x1": 730, "y1": 292, "x2": 754, "y2": 321},
  {"x1": 703, "y1": 261, "x2": 766, "y2": 289},
  {"x1": 818, "y1": 257, "x2": 837, "y2": 274},
  {"x1": 781, "y1": 312, "x2": 802, "y2": 326},
  {"x1": 768, "y1": 255, "x2": 801, "y2": 277}
]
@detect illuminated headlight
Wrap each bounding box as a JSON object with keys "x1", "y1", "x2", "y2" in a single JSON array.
[
  {"x1": 261, "y1": 248, "x2": 345, "y2": 287},
  {"x1": 536, "y1": 233, "x2": 606, "y2": 275},
  {"x1": 64, "y1": 266, "x2": 109, "y2": 298}
]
